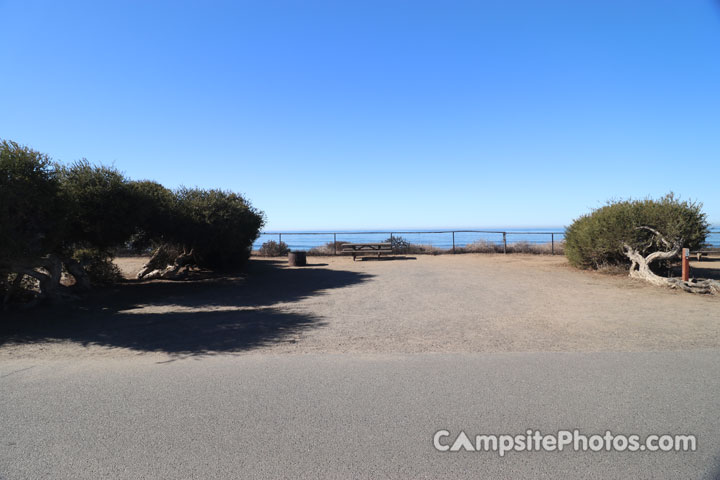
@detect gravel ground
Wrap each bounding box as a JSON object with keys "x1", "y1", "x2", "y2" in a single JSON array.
[{"x1": 2, "y1": 254, "x2": 719, "y2": 360}]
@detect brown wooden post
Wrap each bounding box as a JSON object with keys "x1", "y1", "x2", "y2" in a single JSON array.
[{"x1": 682, "y1": 248, "x2": 690, "y2": 281}]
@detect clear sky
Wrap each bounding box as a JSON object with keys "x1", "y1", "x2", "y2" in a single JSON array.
[{"x1": 1, "y1": 0, "x2": 719, "y2": 230}]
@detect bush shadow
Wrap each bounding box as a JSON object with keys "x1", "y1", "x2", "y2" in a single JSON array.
[
  {"x1": 689, "y1": 264, "x2": 720, "y2": 281},
  {"x1": 0, "y1": 259, "x2": 373, "y2": 356}
]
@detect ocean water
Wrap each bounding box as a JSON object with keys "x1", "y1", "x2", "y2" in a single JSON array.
[
  {"x1": 254, "y1": 226, "x2": 720, "y2": 252},
  {"x1": 707, "y1": 227, "x2": 719, "y2": 248}
]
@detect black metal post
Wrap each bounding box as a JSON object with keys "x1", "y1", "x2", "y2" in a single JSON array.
[
  {"x1": 503, "y1": 232, "x2": 507, "y2": 254},
  {"x1": 452, "y1": 231, "x2": 455, "y2": 254},
  {"x1": 334, "y1": 233, "x2": 337, "y2": 255},
  {"x1": 551, "y1": 233, "x2": 555, "y2": 255}
]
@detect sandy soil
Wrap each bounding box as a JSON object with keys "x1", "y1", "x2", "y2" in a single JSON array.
[
  {"x1": 114, "y1": 255, "x2": 148, "y2": 279},
  {"x1": 1, "y1": 254, "x2": 719, "y2": 360}
]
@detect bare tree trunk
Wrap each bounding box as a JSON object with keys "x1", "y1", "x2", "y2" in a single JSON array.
[
  {"x1": 624, "y1": 243, "x2": 681, "y2": 287},
  {"x1": 623, "y1": 228, "x2": 720, "y2": 294},
  {"x1": 137, "y1": 245, "x2": 197, "y2": 280},
  {"x1": 138, "y1": 244, "x2": 176, "y2": 279},
  {"x1": 12, "y1": 255, "x2": 64, "y2": 302},
  {"x1": 13, "y1": 267, "x2": 54, "y2": 302},
  {"x1": 62, "y1": 257, "x2": 92, "y2": 291},
  {"x1": 37, "y1": 255, "x2": 63, "y2": 301}
]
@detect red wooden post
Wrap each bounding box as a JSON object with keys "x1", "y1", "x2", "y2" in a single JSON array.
[{"x1": 682, "y1": 248, "x2": 690, "y2": 282}]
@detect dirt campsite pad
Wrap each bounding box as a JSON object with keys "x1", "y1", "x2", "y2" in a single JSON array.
[{"x1": 2, "y1": 254, "x2": 719, "y2": 360}]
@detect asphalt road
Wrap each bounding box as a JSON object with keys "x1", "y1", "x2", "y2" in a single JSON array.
[{"x1": 2, "y1": 351, "x2": 720, "y2": 479}]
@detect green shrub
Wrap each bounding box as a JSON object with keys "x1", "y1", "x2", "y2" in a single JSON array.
[
  {"x1": 307, "y1": 241, "x2": 347, "y2": 255},
  {"x1": 462, "y1": 240, "x2": 501, "y2": 253},
  {"x1": 58, "y1": 160, "x2": 140, "y2": 251},
  {"x1": 170, "y1": 188, "x2": 265, "y2": 269},
  {"x1": 565, "y1": 194, "x2": 709, "y2": 269},
  {"x1": 0, "y1": 140, "x2": 63, "y2": 265},
  {"x1": 259, "y1": 240, "x2": 290, "y2": 257},
  {"x1": 128, "y1": 180, "x2": 177, "y2": 249},
  {"x1": 1, "y1": 139, "x2": 266, "y2": 304},
  {"x1": 71, "y1": 248, "x2": 122, "y2": 285},
  {"x1": 384, "y1": 236, "x2": 411, "y2": 253}
]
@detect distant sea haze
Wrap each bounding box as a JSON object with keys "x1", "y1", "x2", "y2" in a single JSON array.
[{"x1": 254, "y1": 226, "x2": 720, "y2": 251}]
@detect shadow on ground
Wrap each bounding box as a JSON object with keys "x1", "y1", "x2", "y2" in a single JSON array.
[
  {"x1": 690, "y1": 258, "x2": 720, "y2": 281},
  {"x1": 353, "y1": 256, "x2": 417, "y2": 261},
  {"x1": 0, "y1": 260, "x2": 373, "y2": 356}
]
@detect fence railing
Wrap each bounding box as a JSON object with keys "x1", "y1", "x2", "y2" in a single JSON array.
[{"x1": 256, "y1": 230, "x2": 567, "y2": 255}]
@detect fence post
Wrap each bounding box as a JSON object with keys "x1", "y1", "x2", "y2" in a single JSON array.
[
  {"x1": 452, "y1": 231, "x2": 455, "y2": 254},
  {"x1": 551, "y1": 233, "x2": 555, "y2": 255},
  {"x1": 503, "y1": 232, "x2": 507, "y2": 254},
  {"x1": 334, "y1": 233, "x2": 337, "y2": 255},
  {"x1": 279, "y1": 233, "x2": 282, "y2": 244}
]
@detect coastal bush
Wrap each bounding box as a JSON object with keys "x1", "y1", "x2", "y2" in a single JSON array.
[
  {"x1": 0, "y1": 140, "x2": 69, "y2": 302},
  {"x1": 455, "y1": 240, "x2": 562, "y2": 254},
  {"x1": 127, "y1": 180, "x2": 177, "y2": 249},
  {"x1": 0, "y1": 140, "x2": 64, "y2": 265},
  {"x1": 59, "y1": 161, "x2": 140, "y2": 251},
  {"x1": 71, "y1": 248, "x2": 123, "y2": 285},
  {"x1": 1, "y1": 139, "x2": 265, "y2": 304},
  {"x1": 384, "y1": 236, "x2": 411, "y2": 253},
  {"x1": 507, "y1": 241, "x2": 560, "y2": 254},
  {"x1": 132, "y1": 188, "x2": 266, "y2": 277},
  {"x1": 565, "y1": 194, "x2": 716, "y2": 293},
  {"x1": 507, "y1": 241, "x2": 535, "y2": 253},
  {"x1": 259, "y1": 240, "x2": 290, "y2": 257},
  {"x1": 133, "y1": 186, "x2": 265, "y2": 275},
  {"x1": 170, "y1": 188, "x2": 264, "y2": 270},
  {"x1": 307, "y1": 241, "x2": 347, "y2": 255},
  {"x1": 462, "y1": 240, "x2": 501, "y2": 253},
  {"x1": 565, "y1": 194, "x2": 708, "y2": 270}
]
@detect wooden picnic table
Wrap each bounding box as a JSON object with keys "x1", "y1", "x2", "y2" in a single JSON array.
[
  {"x1": 341, "y1": 243, "x2": 392, "y2": 261},
  {"x1": 691, "y1": 250, "x2": 718, "y2": 261}
]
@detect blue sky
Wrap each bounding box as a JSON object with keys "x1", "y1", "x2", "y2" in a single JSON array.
[{"x1": 1, "y1": 0, "x2": 719, "y2": 229}]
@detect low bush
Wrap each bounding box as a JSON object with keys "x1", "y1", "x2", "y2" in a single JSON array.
[
  {"x1": 507, "y1": 241, "x2": 562, "y2": 254},
  {"x1": 71, "y1": 248, "x2": 123, "y2": 285},
  {"x1": 258, "y1": 240, "x2": 290, "y2": 257},
  {"x1": 307, "y1": 241, "x2": 347, "y2": 255},
  {"x1": 460, "y1": 240, "x2": 502, "y2": 253},
  {"x1": 384, "y1": 236, "x2": 411, "y2": 253},
  {"x1": 454, "y1": 239, "x2": 563, "y2": 255}
]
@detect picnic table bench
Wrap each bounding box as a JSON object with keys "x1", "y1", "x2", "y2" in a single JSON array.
[
  {"x1": 691, "y1": 250, "x2": 718, "y2": 261},
  {"x1": 341, "y1": 243, "x2": 392, "y2": 261}
]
